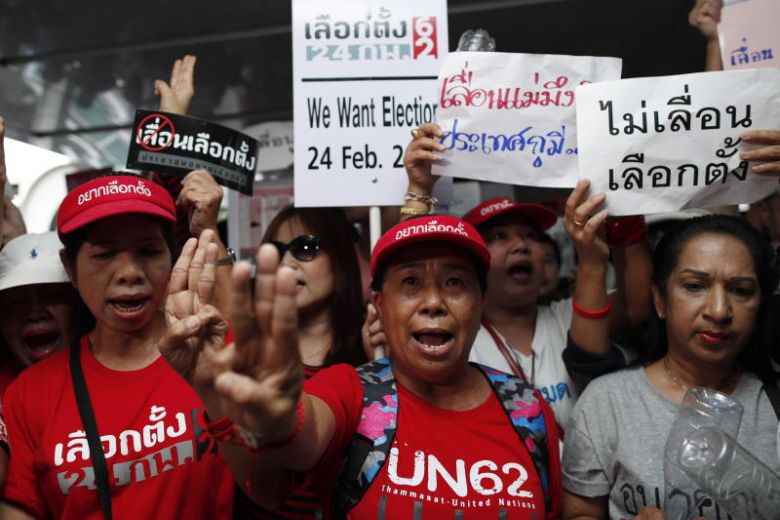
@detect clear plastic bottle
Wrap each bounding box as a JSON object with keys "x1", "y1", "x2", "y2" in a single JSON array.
[
  {"x1": 456, "y1": 29, "x2": 496, "y2": 52},
  {"x1": 663, "y1": 387, "x2": 745, "y2": 520},
  {"x1": 675, "y1": 426, "x2": 780, "y2": 520}
]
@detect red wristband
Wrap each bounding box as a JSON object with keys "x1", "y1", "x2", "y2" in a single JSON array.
[
  {"x1": 572, "y1": 298, "x2": 611, "y2": 319},
  {"x1": 605, "y1": 215, "x2": 646, "y2": 247}
]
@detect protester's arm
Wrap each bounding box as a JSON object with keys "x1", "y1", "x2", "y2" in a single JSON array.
[
  {"x1": 689, "y1": 0, "x2": 723, "y2": 71},
  {"x1": 159, "y1": 234, "x2": 336, "y2": 507},
  {"x1": 607, "y1": 226, "x2": 652, "y2": 342},
  {"x1": 741, "y1": 130, "x2": 780, "y2": 175},
  {"x1": 562, "y1": 492, "x2": 607, "y2": 520},
  {"x1": 176, "y1": 170, "x2": 233, "y2": 319},
  {"x1": 156, "y1": 55, "x2": 197, "y2": 115},
  {"x1": 0, "y1": 504, "x2": 34, "y2": 520},
  {"x1": 402, "y1": 123, "x2": 444, "y2": 219},
  {"x1": 564, "y1": 180, "x2": 611, "y2": 356},
  {"x1": 2, "y1": 198, "x2": 26, "y2": 246}
]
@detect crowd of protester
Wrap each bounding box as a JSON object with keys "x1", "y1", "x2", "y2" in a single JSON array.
[{"x1": 0, "y1": 0, "x2": 779, "y2": 518}]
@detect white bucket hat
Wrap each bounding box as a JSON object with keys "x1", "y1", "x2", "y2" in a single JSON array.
[{"x1": 0, "y1": 232, "x2": 69, "y2": 293}]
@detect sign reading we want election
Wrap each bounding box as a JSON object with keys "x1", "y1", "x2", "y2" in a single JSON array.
[
  {"x1": 293, "y1": 0, "x2": 449, "y2": 206},
  {"x1": 576, "y1": 68, "x2": 780, "y2": 216},
  {"x1": 432, "y1": 52, "x2": 622, "y2": 188}
]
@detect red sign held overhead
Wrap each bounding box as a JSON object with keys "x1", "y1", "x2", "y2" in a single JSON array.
[{"x1": 137, "y1": 113, "x2": 176, "y2": 151}]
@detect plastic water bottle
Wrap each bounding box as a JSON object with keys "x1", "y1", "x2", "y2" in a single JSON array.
[
  {"x1": 675, "y1": 426, "x2": 780, "y2": 519},
  {"x1": 456, "y1": 29, "x2": 496, "y2": 52},
  {"x1": 663, "y1": 387, "x2": 745, "y2": 520}
]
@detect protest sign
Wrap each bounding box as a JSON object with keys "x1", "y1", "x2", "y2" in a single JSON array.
[
  {"x1": 292, "y1": 0, "x2": 450, "y2": 207},
  {"x1": 719, "y1": 0, "x2": 779, "y2": 70},
  {"x1": 431, "y1": 52, "x2": 622, "y2": 188},
  {"x1": 576, "y1": 68, "x2": 780, "y2": 216},
  {"x1": 127, "y1": 110, "x2": 258, "y2": 194},
  {"x1": 242, "y1": 121, "x2": 294, "y2": 172}
]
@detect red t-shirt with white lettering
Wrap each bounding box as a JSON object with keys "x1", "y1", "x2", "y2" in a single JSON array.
[
  {"x1": 306, "y1": 364, "x2": 562, "y2": 519},
  {"x1": 1, "y1": 335, "x2": 234, "y2": 519}
]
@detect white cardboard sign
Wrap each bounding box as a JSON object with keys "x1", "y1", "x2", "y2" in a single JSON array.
[
  {"x1": 719, "y1": 0, "x2": 779, "y2": 71},
  {"x1": 292, "y1": 0, "x2": 449, "y2": 207},
  {"x1": 431, "y1": 52, "x2": 622, "y2": 188},
  {"x1": 576, "y1": 68, "x2": 780, "y2": 216}
]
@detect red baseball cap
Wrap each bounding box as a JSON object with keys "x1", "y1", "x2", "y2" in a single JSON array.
[
  {"x1": 463, "y1": 197, "x2": 557, "y2": 232},
  {"x1": 370, "y1": 215, "x2": 490, "y2": 277},
  {"x1": 57, "y1": 175, "x2": 176, "y2": 236}
]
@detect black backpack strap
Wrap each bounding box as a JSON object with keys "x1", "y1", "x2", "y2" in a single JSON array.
[
  {"x1": 476, "y1": 363, "x2": 552, "y2": 510},
  {"x1": 69, "y1": 339, "x2": 113, "y2": 520},
  {"x1": 332, "y1": 358, "x2": 398, "y2": 518},
  {"x1": 762, "y1": 380, "x2": 780, "y2": 421}
]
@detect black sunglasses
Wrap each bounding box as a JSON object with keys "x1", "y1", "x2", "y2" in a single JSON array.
[{"x1": 270, "y1": 234, "x2": 320, "y2": 262}]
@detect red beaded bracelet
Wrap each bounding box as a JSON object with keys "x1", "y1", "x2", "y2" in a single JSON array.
[
  {"x1": 572, "y1": 298, "x2": 611, "y2": 319},
  {"x1": 199, "y1": 399, "x2": 305, "y2": 453}
]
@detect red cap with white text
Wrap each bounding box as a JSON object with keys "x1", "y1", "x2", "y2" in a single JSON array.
[
  {"x1": 57, "y1": 175, "x2": 176, "y2": 236},
  {"x1": 370, "y1": 215, "x2": 490, "y2": 277},
  {"x1": 463, "y1": 197, "x2": 556, "y2": 232}
]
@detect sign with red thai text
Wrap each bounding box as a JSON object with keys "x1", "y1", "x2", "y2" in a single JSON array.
[
  {"x1": 126, "y1": 110, "x2": 259, "y2": 194},
  {"x1": 576, "y1": 68, "x2": 780, "y2": 216},
  {"x1": 292, "y1": 0, "x2": 450, "y2": 207},
  {"x1": 432, "y1": 52, "x2": 622, "y2": 188},
  {"x1": 719, "y1": 0, "x2": 779, "y2": 70}
]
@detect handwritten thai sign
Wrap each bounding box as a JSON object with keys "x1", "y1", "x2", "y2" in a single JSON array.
[
  {"x1": 719, "y1": 0, "x2": 779, "y2": 70},
  {"x1": 576, "y1": 68, "x2": 780, "y2": 216},
  {"x1": 431, "y1": 52, "x2": 622, "y2": 188},
  {"x1": 126, "y1": 110, "x2": 259, "y2": 194},
  {"x1": 292, "y1": 0, "x2": 451, "y2": 206}
]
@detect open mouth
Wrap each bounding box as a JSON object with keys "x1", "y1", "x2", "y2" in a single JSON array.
[
  {"x1": 508, "y1": 261, "x2": 533, "y2": 280},
  {"x1": 412, "y1": 330, "x2": 455, "y2": 356},
  {"x1": 108, "y1": 297, "x2": 151, "y2": 315},
  {"x1": 22, "y1": 330, "x2": 61, "y2": 360}
]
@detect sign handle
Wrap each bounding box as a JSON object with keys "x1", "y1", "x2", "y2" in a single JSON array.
[{"x1": 368, "y1": 205, "x2": 384, "y2": 360}]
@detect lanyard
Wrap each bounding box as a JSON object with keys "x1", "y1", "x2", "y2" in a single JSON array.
[{"x1": 481, "y1": 319, "x2": 535, "y2": 386}]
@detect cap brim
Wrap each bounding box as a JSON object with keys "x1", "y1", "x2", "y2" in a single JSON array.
[
  {"x1": 372, "y1": 232, "x2": 490, "y2": 277},
  {"x1": 0, "y1": 264, "x2": 69, "y2": 292},
  {"x1": 59, "y1": 199, "x2": 176, "y2": 235}
]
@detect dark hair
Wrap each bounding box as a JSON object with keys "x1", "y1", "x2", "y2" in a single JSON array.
[
  {"x1": 642, "y1": 215, "x2": 776, "y2": 382},
  {"x1": 262, "y1": 205, "x2": 367, "y2": 367},
  {"x1": 538, "y1": 232, "x2": 561, "y2": 267}
]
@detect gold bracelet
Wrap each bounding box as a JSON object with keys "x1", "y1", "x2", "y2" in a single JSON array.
[
  {"x1": 404, "y1": 191, "x2": 438, "y2": 208},
  {"x1": 400, "y1": 207, "x2": 430, "y2": 217}
]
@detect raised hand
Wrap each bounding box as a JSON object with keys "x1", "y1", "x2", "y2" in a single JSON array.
[
  {"x1": 160, "y1": 230, "x2": 227, "y2": 390},
  {"x1": 361, "y1": 302, "x2": 386, "y2": 360},
  {"x1": 564, "y1": 179, "x2": 609, "y2": 266},
  {"x1": 156, "y1": 55, "x2": 197, "y2": 115},
  {"x1": 404, "y1": 123, "x2": 445, "y2": 195},
  {"x1": 2, "y1": 197, "x2": 26, "y2": 245},
  {"x1": 688, "y1": 0, "x2": 723, "y2": 41},
  {"x1": 740, "y1": 129, "x2": 780, "y2": 175},
  {"x1": 176, "y1": 169, "x2": 223, "y2": 238},
  {"x1": 211, "y1": 244, "x2": 303, "y2": 443}
]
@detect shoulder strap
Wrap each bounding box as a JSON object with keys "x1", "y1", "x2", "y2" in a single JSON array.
[
  {"x1": 762, "y1": 380, "x2": 780, "y2": 421},
  {"x1": 69, "y1": 339, "x2": 113, "y2": 520},
  {"x1": 332, "y1": 358, "x2": 398, "y2": 518},
  {"x1": 476, "y1": 363, "x2": 552, "y2": 510}
]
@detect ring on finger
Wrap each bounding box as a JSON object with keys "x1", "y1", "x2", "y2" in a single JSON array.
[
  {"x1": 573, "y1": 217, "x2": 587, "y2": 227},
  {"x1": 411, "y1": 129, "x2": 420, "y2": 139}
]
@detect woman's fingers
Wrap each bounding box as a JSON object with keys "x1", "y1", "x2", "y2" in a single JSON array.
[
  {"x1": 267, "y1": 266, "x2": 300, "y2": 366},
  {"x1": 573, "y1": 192, "x2": 606, "y2": 227},
  {"x1": 741, "y1": 129, "x2": 780, "y2": 146},
  {"x1": 230, "y1": 261, "x2": 257, "y2": 350},
  {"x1": 565, "y1": 179, "x2": 591, "y2": 222},
  {"x1": 197, "y1": 241, "x2": 219, "y2": 305},
  {"x1": 169, "y1": 237, "x2": 198, "y2": 294},
  {"x1": 255, "y1": 244, "x2": 279, "y2": 337}
]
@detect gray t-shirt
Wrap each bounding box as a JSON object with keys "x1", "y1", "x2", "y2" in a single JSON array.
[{"x1": 563, "y1": 366, "x2": 779, "y2": 519}]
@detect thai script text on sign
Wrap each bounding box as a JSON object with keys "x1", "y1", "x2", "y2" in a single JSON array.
[
  {"x1": 293, "y1": 0, "x2": 450, "y2": 207},
  {"x1": 576, "y1": 68, "x2": 780, "y2": 216},
  {"x1": 432, "y1": 52, "x2": 622, "y2": 188}
]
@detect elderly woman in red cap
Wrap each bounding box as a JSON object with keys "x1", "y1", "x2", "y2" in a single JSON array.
[
  {"x1": 0, "y1": 175, "x2": 235, "y2": 519},
  {"x1": 160, "y1": 214, "x2": 563, "y2": 519}
]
